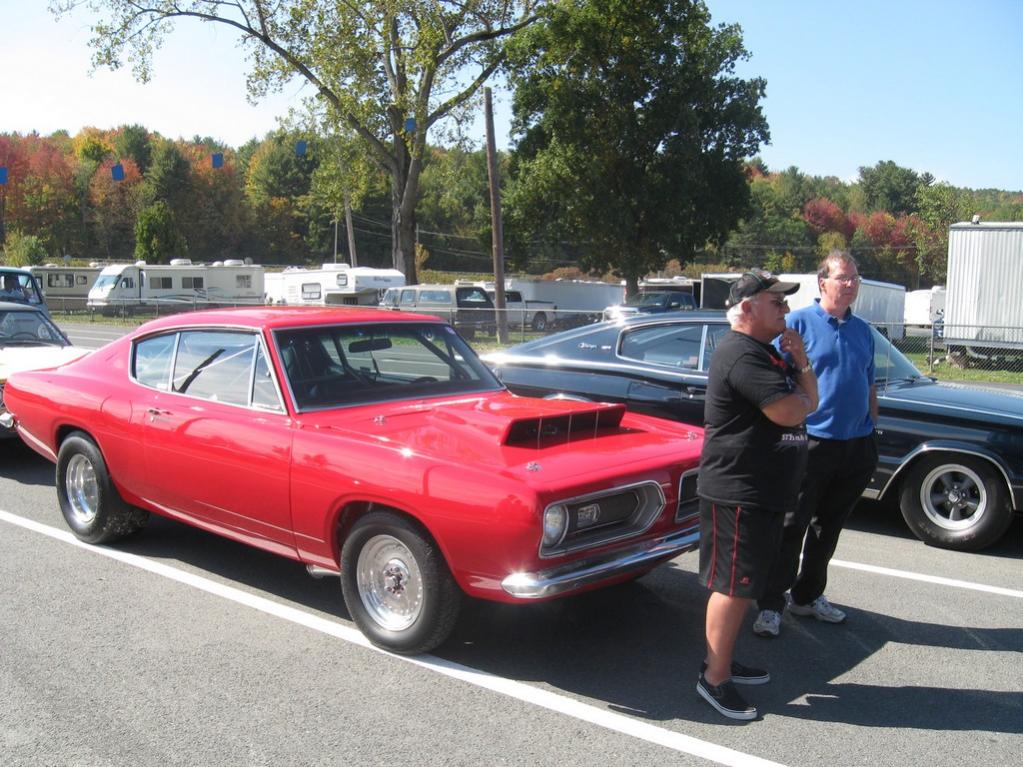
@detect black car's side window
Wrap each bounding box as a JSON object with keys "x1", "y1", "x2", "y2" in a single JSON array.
[
  {"x1": 619, "y1": 324, "x2": 706, "y2": 370},
  {"x1": 700, "y1": 324, "x2": 730, "y2": 371}
]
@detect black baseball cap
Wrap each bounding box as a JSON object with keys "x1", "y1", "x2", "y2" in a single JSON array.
[{"x1": 725, "y1": 269, "x2": 800, "y2": 308}]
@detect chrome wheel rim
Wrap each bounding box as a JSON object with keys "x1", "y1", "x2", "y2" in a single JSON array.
[
  {"x1": 356, "y1": 534, "x2": 424, "y2": 631},
  {"x1": 65, "y1": 453, "x2": 100, "y2": 526},
  {"x1": 919, "y1": 463, "x2": 986, "y2": 531}
]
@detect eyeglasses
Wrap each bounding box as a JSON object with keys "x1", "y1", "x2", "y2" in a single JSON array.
[{"x1": 829, "y1": 274, "x2": 862, "y2": 285}]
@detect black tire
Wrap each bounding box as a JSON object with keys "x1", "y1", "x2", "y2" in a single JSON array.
[
  {"x1": 340, "y1": 511, "x2": 462, "y2": 655},
  {"x1": 56, "y1": 432, "x2": 149, "y2": 544},
  {"x1": 898, "y1": 454, "x2": 1014, "y2": 551},
  {"x1": 531, "y1": 313, "x2": 549, "y2": 332}
]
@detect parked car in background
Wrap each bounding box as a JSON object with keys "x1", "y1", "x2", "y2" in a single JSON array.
[
  {"x1": 484, "y1": 312, "x2": 1023, "y2": 552},
  {"x1": 0, "y1": 267, "x2": 49, "y2": 314},
  {"x1": 380, "y1": 283, "x2": 496, "y2": 338},
  {"x1": 3, "y1": 307, "x2": 704, "y2": 654},
  {"x1": 602, "y1": 290, "x2": 697, "y2": 321},
  {"x1": 0, "y1": 302, "x2": 88, "y2": 437}
]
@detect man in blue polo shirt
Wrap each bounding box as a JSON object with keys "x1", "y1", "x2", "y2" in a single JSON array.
[{"x1": 753, "y1": 251, "x2": 878, "y2": 637}]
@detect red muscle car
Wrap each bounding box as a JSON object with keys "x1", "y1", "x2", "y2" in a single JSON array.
[{"x1": 4, "y1": 307, "x2": 702, "y2": 654}]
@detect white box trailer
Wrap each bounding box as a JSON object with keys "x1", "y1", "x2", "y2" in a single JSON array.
[
  {"x1": 698, "y1": 272, "x2": 905, "y2": 338},
  {"x1": 266, "y1": 264, "x2": 405, "y2": 307},
  {"x1": 780, "y1": 273, "x2": 906, "y2": 340},
  {"x1": 943, "y1": 222, "x2": 1023, "y2": 356},
  {"x1": 504, "y1": 277, "x2": 624, "y2": 325},
  {"x1": 87, "y1": 259, "x2": 265, "y2": 313},
  {"x1": 904, "y1": 286, "x2": 946, "y2": 326},
  {"x1": 29, "y1": 264, "x2": 104, "y2": 310}
]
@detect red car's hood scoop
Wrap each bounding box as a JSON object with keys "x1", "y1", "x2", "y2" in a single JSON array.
[
  {"x1": 331, "y1": 392, "x2": 629, "y2": 450},
  {"x1": 499, "y1": 405, "x2": 626, "y2": 447},
  {"x1": 421, "y1": 393, "x2": 627, "y2": 447}
]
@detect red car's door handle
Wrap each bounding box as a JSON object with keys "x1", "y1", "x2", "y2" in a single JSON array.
[{"x1": 147, "y1": 407, "x2": 172, "y2": 420}]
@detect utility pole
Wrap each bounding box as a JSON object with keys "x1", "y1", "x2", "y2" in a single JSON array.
[
  {"x1": 345, "y1": 194, "x2": 358, "y2": 267},
  {"x1": 485, "y1": 87, "x2": 508, "y2": 344}
]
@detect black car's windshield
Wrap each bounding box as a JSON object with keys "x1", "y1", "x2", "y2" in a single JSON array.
[
  {"x1": 871, "y1": 327, "x2": 925, "y2": 384},
  {"x1": 0, "y1": 309, "x2": 69, "y2": 348},
  {"x1": 276, "y1": 322, "x2": 502, "y2": 410}
]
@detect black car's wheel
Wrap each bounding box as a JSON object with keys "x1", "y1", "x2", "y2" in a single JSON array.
[
  {"x1": 340, "y1": 511, "x2": 461, "y2": 655},
  {"x1": 56, "y1": 432, "x2": 149, "y2": 544},
  {"x1": 898, "y1": 454, "x2": 1014, "y2": 551},
  {"x1": 531, "y1": 313, "x2": 549, "y2": 332}
]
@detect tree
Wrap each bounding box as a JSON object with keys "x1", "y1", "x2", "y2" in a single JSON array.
[
  {"x1": 2, "y1": 230, "x2": 49, "y2": 266},
  {"x1": 858, "y1": 160, "x2": 921, "y2": 216},
  {"x1": 245, "y1": 132, "x2": 320, "y2": 263},
  {"x1": 54, "y1": 1, "x2": 541, "y2": 283},
  {"x1": 90, "y1": 157, "x2": 143, "y2": 260},
  {"x1": 506, "y1": 0, "x2": 769, "y2": 294},
  {"x1": 113, "y1": 124, "x2": 153, "y2": 174},
  {"x1": 135, "y1": 200, "x2": 186, "y2": 262}
]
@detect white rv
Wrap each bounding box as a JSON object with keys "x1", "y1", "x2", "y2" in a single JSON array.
[
  {"x1": 265, "y1": 264, "x2": 405, "y2": 307},
  {"x1": 29, "y1": 264, "x2": 104, "y2": 310},
  {"x1": 87, "y1": 259, "x2": 265, "y2": 313}
]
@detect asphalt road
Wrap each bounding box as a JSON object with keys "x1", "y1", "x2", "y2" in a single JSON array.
[{"x1": 1, "y1": 433, "x2": 1021, "y2": 767}]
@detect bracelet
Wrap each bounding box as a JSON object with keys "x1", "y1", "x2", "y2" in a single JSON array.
[{"x1": 797, "y1": 363, "x2": 813, "y2": 374}]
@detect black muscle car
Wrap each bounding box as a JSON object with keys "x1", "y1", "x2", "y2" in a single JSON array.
[{"x1": 485, "y1": 312, "x2": 1023, "y2": 552}]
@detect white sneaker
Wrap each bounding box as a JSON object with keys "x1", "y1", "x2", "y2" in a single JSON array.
[
  {"x1": 752, "y1": 609, "x2": 781, "y2": 637},
  {"x1": 789, "y1": 595, "x2": 846, "y2": 624}
]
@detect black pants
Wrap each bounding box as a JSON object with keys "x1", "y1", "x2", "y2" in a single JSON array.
[{"x1": 758, "y1": 434, "x2": 877, "y2": 613}]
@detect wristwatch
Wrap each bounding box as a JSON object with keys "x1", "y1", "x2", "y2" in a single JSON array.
[{"x1": 797, "y1": 363, "x2": 813, "y2": 374}]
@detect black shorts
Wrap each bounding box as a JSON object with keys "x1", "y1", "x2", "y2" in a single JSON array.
[{"x1": 698, "y1": 499, "x2": 783, "y2": 599}]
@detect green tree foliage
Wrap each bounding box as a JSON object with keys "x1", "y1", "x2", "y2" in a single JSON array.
[
  {"x1": 112, "y1": 124, "x2": 153, "y2": 174},
  {"x1": 144, "y1": 139, "x2": 193, "y2": 213},
  {"x1": 134, "y1": 200, "x2": 186, "y2": 263},
  {"x1": 2, "y1": 230, "x2": 49, "y2": 266},
  {"x1": 245, "y1": 132, "x2": 321, "y2": 263},
  {"x1": 53, "y1": 0, "x2": 541, "y2": 284},
  {"x1": 720, "y1": 174, "x2": 814, "y2": 270},
  {"x1": 416, "y1": 147, "x2": 499, "y2": 271},
  {"x1": 505, "y1": 0, "x2": 769, "y2": 293},
  {"x1": 858, "y1": 160, "x2": 923, "y2": 215}
]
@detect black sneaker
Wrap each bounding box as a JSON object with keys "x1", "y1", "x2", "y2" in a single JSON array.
[
  {"x1": 696, "y1": 674, "x2": 758, "y2": 720},
  {"x1": 700, "y1": 660, "x2": 770, "y2": 685}
]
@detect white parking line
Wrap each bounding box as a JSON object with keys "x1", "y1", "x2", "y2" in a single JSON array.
[
  {"x1": 0, "y1": 509, "x2": 784, "y2": 767},
  {"x1": 832, "y1": 559, "x2": 1023, "y2": 598}
]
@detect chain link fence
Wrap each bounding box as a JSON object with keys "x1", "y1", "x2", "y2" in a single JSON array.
[{"x1": 882, "y1": 322, "x2": 1023, "y2": 385}]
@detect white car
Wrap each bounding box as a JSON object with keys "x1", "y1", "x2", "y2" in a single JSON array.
[{"x1": 0, "y1": 301, "x2": 89, "y2": 437}]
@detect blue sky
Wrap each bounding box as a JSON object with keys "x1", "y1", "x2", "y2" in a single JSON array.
[{"x1": 4, "y1": 1, "x2": 1021, "y2": 191}]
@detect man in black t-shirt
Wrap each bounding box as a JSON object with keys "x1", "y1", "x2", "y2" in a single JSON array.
[{"x1": 695, "y1": 270, "x2": 818, "y2": 721}]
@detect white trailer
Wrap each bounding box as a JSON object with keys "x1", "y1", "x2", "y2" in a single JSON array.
[
  {"x1": 904, "y1": 286, "x2": 946, "y2": 327},
  {"x1": 779, "y1": 273, "x2": 906, "y2": 340},
  {"x1": 503, "y1": 277, "x2": 624, "y2": 326},
  {"x1": 29, "y1": 264, "x2": 104, "y2": 310},
  {"x1": 266, "y1": 264, "x2": 405, "y2": 307},
  {"x1": 87, "y1": 259, "x2": 265, "y2": 313},
  {"x1": 698, "y1": 272, "x2": 905, "y2": 338},
  {"x1": 943, "y1": 222, "x2": 1023, "y2": 357}
]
